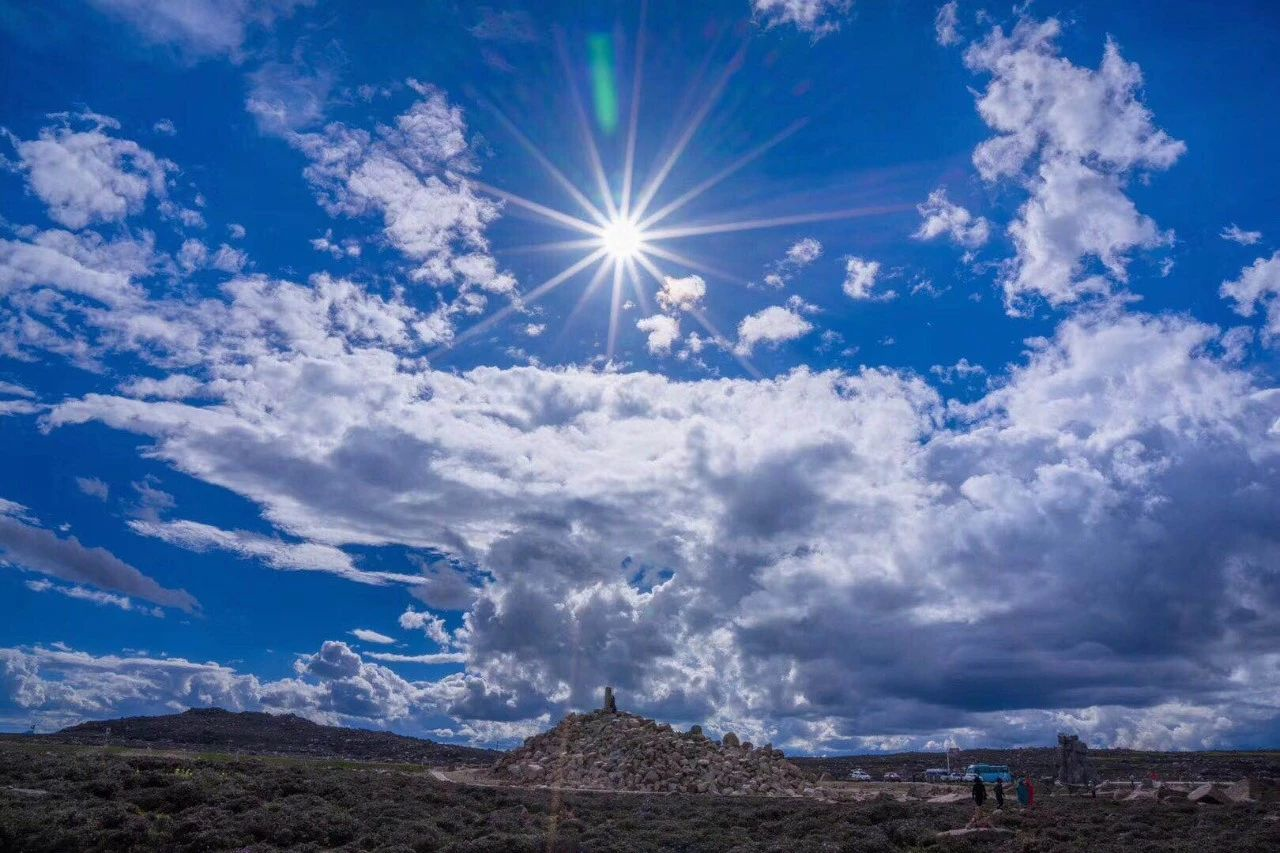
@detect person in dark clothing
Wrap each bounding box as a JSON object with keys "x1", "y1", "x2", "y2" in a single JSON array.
[
  {"x1": 994, "y1": 778, "x2": 1005, "y2": 809},
  {"x1": 972, "y1": 775, "x2": 987, "y2": 808}
]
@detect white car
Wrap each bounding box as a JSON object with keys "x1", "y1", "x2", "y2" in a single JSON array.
[
  {"x1": 848, "y1": 769, "x2": 872, "y2": 781},
  {"x1": 883, "y1": 772, "x2": 902, "y2": 782}
]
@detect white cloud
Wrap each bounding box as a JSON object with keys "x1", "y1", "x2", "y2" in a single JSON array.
[
  {"x1": 126, "y1": 518, "x2": 423, "y2": 586},
  {"x1": 398, "y1": 609, "x2": 454, "y2": 648},
  {"x1": 752, "y1": 0, "x2": 853, "y2": 39},
  {"x1": 929, "y1": 357, "x2": 986, "y2": 384},
  {"x1": 227, "y1": 223, "x2": 247, "y2": 240},
  {"x1": 87, "y1": 0, "x2": 311, "y2": 62},
  {"x1": 350, "y1": 628, "x2": 397, "y2": 645},
  {"x1": 8, "y1": 111, "x2": 173, "y2": 229},
  {"x1": 656, "y1": 274, "x2": 707, "y2": 313},
  {"x1": 637, "y1": 314, "x2": 680, "y2": 356},
  {"x1": 152, "y1": 118, "x2": 176, "y2": 136},
  {"x1": 786, "y1": 237, "x2": 823, "y2": 266},
  {"x1": 75, "y1": 477, "x2": 110, "y2": 500},
  {"x1": 841, "y1": 256, "x2": 891, "y2": 300},
  {"x1": 1221, "y1": 224, "x2": 1262, "y2": 246},
  {"x1": 934, "y1": 2, "x2": 961, "y2": 47},
  {"x1": 365, "y1": 651, "x2": 468, "y2": 664},
  {"x1": 762, "y1": 238, "x2": 823, "y2": 289},
  {"x1": 0, "y1": 641, "x2": 480, "y2": 736},
  {"x1": 1220, "y1": 252, "x2": 1280, "y2": 343},
  {"x1": 734, "y1": 305, "x2": 813, "y2": 354},
  {"x1": 311, "y1": 229, "x2": 361, "y2": 259},
  {"x1": 291, "y1": 88, "x2": 512, "y2": 309},
  {"x1": 245, "y1": 58, "x2": 334, "y2": 136},
  {"x1": 964, "y1": 18, "x2": 1185, "y2": 313},
  {"x1": 914, "y1": 188, "x2": 990, "y2": 248}
]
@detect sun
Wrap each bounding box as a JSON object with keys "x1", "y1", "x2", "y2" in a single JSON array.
[
  {"x1": 435, "y1": 10, "x2": 896, "y2": 367},
  {"x1": 601, "y1": 217, "x2": 645, "y2": 260}
]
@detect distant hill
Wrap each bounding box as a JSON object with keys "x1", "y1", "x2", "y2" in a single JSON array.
[{"x1": 52, "y1": 707, "x2": 499, "y2": 766}]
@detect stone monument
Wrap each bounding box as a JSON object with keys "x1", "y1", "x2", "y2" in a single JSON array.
[
  {"x1": 603, "y1": 685, "x2": 617, "y2": 713},
  {"x1": 1056, "y1": 734, "x2": 1095, "y2": 785}
]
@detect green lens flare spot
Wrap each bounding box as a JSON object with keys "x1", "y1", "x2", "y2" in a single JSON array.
[{"x1": 588, "y1": 33, "x2": 619, "y2": 135}]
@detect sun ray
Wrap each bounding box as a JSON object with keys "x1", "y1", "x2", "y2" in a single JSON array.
[
  {"x1": 555, "y1": 29, "x2": 620, "y2": 220},
  {"x1": 623, "y1": 256, "x2": 654, "y2": 317},
  {"x1": 606, "y1": 260, "x2": 626, "y2": 360},
  {"x1": 644, "y1": 203, "x2": 910, "y2": 240},
  {"x1": 481, "y1": 98, "x2": 610, "y2": 227},
  {"x1": 630, "y1": 40, "x2": 749, "y2": 223},
  {"x1": 559, "y1": 254, "x2": 616, "y2": 341},
  {"x1": 641, "y1": 244, "x2": 745, "y2": 287},
  {"x1": 619, "y1": 0, "x2": 648, "y2": 216},
  {"x1": 637, "y1": 118, "x2": 807, "y2": 230},
  {"x1": 431, "y1": 248, "x2": 608, "y2": 359},
  {"x1": 466, "y1": 176, "x2": 603, "y2": 236},
  {"x1": 497, "y1": 238, "x2": 603, "y2": 256}
]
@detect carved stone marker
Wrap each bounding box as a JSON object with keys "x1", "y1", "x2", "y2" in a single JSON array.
[
  {"x1": 1056, "y1": 734, "x2": 1095, "y2": 785},
  {"x1": 603, "y1": 686, "x2": 617, "y2": 713}
]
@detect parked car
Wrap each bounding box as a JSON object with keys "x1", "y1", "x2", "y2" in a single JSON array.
[
  {"x1": 883, "y1": 772, "x2": 901, "y2": 782},
  {"x1": 848, "y1": 769, "x2": 872, "y2": 781}
]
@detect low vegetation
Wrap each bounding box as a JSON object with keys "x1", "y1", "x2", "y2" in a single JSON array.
[{"x1": 3, "y1": 741, "x2": 1279, "y2": 852}]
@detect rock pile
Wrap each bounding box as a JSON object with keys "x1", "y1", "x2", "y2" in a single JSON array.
[{"x1": 492, "y1": 709, "x2": 810, "y2": 796}]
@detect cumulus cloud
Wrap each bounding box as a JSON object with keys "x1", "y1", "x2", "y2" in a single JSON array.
[
  {"x1": 32, "y1": 304, "x2": 1280, "y2": 750},
  {"x1": 290, "y1": 86, "x2": 513, "y2": 313},
  {"x1": 964, "y1": 18, "x2": 1185, "y2": 313},
  {"x1": 786, "y1": 238, "x2": 823, "y2": 266},
  {"x1": 399, "y1": 608, "x2": 454, "y2": 648},
  {"x1": 841, "y1": 256, "x2": 891, "y2": 300},
  {"x1": 0, "y1": 641, "x2": 486, "y2": 737},
  {"x1": 914, "y1": 188, "x2": 990, "y2": 248},
  {"x1": 7, "y1": 111, "x2": 173, "y2": 229},
  {"x1": 1220, "y1": 252, "x2": 1280, "y2": 343},
  {"x1": 87, "y1": 0, "x2": 311, "y2": 61},
  {"x1": 636, "y1": 314, "x2": 680, "y2": 356},
  {"x1": 734, "y1": 305, "x2": 813, "y2": 354},
  {"x1": 656, "y1": 274, "x2": 707, "y2": 313},
  {"x1": 0, "y1": 501, "x2": 197, "y2": 612},
  {"x1": 762, "y1": 238, "x2": 822, "y2": 289},
  {"x1": 752, "y1": 0, "x2": 853, "y2": 39},
  {"x1": 1221, "y1": 224, "x2": 1262, "y2": 246}
]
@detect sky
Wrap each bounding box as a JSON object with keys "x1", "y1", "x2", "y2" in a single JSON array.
[{"x1": 2, "y1": 0, "x2": 1280, "y2": 755}]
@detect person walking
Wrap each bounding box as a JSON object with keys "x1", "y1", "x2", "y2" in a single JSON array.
[
  {"x1": 1016, "y1": 776, "x2": 1030, "y2": 808},
  {"x1": 994, "y1": 777, "x2": 1005, "y2": 810},
  {"x1": 1026, "y1": 776, "x2": 1036, "y2": 808},
  {"x1": 972, "y1": 774, "x2": 987, "y2": 809}
]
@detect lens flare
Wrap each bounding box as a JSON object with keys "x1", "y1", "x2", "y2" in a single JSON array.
[{"x1": 601, "y1": 218, "x2": 644, "y2": 259}]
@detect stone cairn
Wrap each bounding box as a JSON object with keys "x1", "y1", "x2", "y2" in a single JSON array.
[
  {"x1": 1056, "y1": 734, "x2": 1096, "y2": 786},
  {"x1": 491, "y1": 687, "x2": 811, "y2": 797}
]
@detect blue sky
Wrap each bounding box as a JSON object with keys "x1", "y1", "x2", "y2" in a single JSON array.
[{"x1": 2, "y1": 0, "x2": 1280, "y2": 753}]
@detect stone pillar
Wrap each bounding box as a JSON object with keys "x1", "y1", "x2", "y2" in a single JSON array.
[
  {"x1": 603, "y1": 685, "x2": 617, "y2": 713},
  {"x1": 1056, "y1": 734, "x2": 1094, "y2": 785}
]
